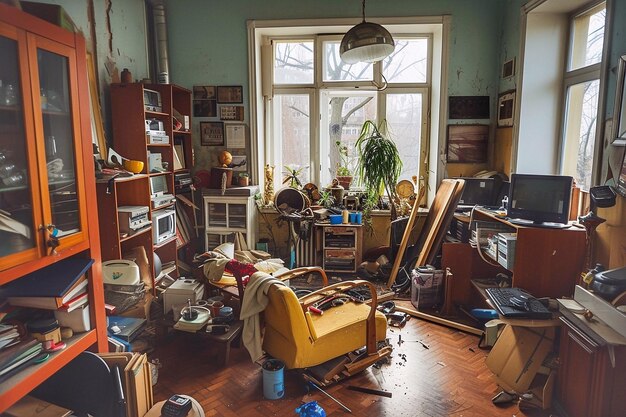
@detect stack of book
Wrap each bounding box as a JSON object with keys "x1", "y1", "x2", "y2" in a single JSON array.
[
  {"x1": 0, "y1": 338, "x2": 43, "y2": 381},
  {"x1": 1, "y1": 258, "x2": 93, "y2": 311},
  {"x1": 107, "y1": 316, "x2": 147, "y2": 352},
  {"x1": 0, "y1": 323, "x2": 21, "y2": 350}
]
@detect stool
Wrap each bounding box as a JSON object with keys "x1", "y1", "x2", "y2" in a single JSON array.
[{"x1": 205, "y1": 320, "x2": 243, "y2": 367}]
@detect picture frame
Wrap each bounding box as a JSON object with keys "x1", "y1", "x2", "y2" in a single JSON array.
[
  {"x1": 225, "y1": 123, "x2": 247, "y2": 148},
  {"x1": 193, "y1": 99, "x2": 217, "y2": 118},
  {"x1": 200, "y1": 121, "x2": 224, "y2": 146},
  {"x1": 612, "y1": 54, "x2": 626, "y2": 144},
  {"x1": 193, "y1": 85, "x2": 216, "y2": 100},
  {"x1": 231, "y1": 155, "x2": 247, "y2": 172},
  {"x1": 449, "y1": 96, "x2": 490, "y2": 119},
  {"x1": 220, "y1": 105, "x2": 245, "y2": 121},
  {"x1": 502, "y1": 58, "x2": 516, "y2": 79},
  {"x1": 217, "y1": 85, "x2": 243, "y2": 103},
  {"x1": 497, "y1": 90, "x2": 515, "y2": 127},
  {"x1": 446, "y1": 124, "x2": 489, "y2": 163}
]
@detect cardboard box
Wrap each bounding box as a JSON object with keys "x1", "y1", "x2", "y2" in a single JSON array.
[
  {"x1": 20, "y1": 2, "x2": 77, "y2": 32},
  {"x1": 486, "y1": 324, "x2": 555, "y2": 393}
]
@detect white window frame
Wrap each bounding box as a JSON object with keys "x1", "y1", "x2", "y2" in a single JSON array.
[
  {"x1": 247, "y1": 17, "x2": 449, "y2": 204},
  {"x1": 558, "y1": 1, "x2": 605, "y2": 190}
]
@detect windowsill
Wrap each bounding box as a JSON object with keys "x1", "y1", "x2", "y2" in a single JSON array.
[{"x1": 258, "y1": 206, "x2": 429, "y2": 216}]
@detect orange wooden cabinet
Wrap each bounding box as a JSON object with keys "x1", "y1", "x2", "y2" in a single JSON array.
[
  {"x1": 106, "y1": 83, "x2": 193, "y2": 285},
  {"x1": 0, "y1": 4, "x2": 106, "y2": 412}
]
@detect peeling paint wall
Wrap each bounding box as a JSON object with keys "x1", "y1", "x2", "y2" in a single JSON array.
[{"x1": 23, "y1": 0, "x2": 149, "y2": 141}]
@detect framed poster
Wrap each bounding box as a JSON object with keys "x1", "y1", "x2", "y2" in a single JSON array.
[
  {"x1": 449, "y1": 96, "x2": 490, "y2": 119},
  {"x1": 225, "y1": 123, "x2": 247, "y2": 148},
  {"x1": 193, "y1": 85, "x2": 216, "y2": 100},
  {"x1": 200, "y1": 121, "x2": 224, "y2": 146},
  {"x1": 446, "y1": 124, "x2": 489, "y2": 163},
  {"x1": 502, "y1": 58, "x2": 516, "y2": 79},
  {"x1": 497, "y1": 91, "x2": 515, "y2": 127},
  {"x1": 217, "y1": 86, "x2": 243, "y2": 103},
  {"x1": 193, "y1": 100, "x2": 217, "y2": 117},
  {"x1": 220, "y1": 105, "x2": 245, "y2": 121}
]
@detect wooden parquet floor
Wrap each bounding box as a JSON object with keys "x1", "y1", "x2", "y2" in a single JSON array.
[{"x1": 151, "y1": 317, "x2": 554, "y2": 417}]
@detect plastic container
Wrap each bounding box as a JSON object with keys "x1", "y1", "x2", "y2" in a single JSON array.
[
  {"x1": 262, "y1": 359, "x2": 285, "y2": 399},
  {"x1": 329, "y1": 214, "x2": 343, "y2": 225}
]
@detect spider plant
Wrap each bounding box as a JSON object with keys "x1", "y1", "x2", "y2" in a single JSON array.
[
  {"x1": 356, "y1": 119, "x2": 402, "y2": 219},
  {"x1": 282, "y1": 164, "x2": 305, "y2": 189}
]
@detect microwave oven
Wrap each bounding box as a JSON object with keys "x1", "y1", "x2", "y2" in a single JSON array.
[
  {"x1": 143, "y1": 88, "x2": 162, "y2": 112},
  {"x1": 152, "y1": 209, "x2": 176, "y2": 244}
]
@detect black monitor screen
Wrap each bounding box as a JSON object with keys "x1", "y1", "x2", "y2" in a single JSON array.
[
  {"x1": 457, "y1": 178, "x2": 497, "y2": 207},
  {"x1": 508, "y1": 174, "x2": 572, "y2": 226}
]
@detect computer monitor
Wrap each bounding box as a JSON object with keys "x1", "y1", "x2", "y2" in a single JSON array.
[
  {"x1": 507, "y1": 174, "x2": 573, "y2": 228},
  {"x1": 149, "y1": 175, "x2": 168, "y2": 197},
  {"x1": 456, "y1": 177, "x2": 497, "y2": 209}
]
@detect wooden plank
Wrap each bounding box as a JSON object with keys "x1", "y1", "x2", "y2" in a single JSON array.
[{"x1": 396, "y1": 305, "x2": 483, "y2": 336}]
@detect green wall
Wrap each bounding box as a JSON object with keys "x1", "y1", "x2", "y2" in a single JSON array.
[{"x1": 164, "y1": 0, "x2": 504, "y2": 170}]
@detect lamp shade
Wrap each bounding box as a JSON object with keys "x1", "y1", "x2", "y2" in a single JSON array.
[{"x1": 340, "y1": 21, "x2": 395, "y2": 64}]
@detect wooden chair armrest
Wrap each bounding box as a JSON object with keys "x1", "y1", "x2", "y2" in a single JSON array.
[
  {"x1": 275, "y1": 266, "x2": 328, "y2": 286},
  {"x1": 299, "y1": 279, "x2": 378, "y2": 354}
]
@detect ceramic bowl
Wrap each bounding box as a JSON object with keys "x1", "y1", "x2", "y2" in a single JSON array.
[{"x1": 123, "y1": 159, "x2": 144, "y2": 173}]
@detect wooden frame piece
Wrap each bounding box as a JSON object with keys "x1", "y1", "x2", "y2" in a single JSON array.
[
  {"x1": 386, "y1": 179, "x2": 465, "y2": 288},
  {"x1": 86, "y1": 53, "x2": 107, "y2": 160}
]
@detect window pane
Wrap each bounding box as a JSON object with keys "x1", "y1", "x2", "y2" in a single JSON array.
[
  {"x1": 323, "y1": 41, "x2": 373, "y2": 82},
  {"x1": 385, "y1": 93, "x2": 423, "y2": 180},
  {"x1": 570, "y1": 5, "x2": 605, "y2": 71},
  {"x1": 274, "y1": 41, "x2": 314, "y2": 84},
  {"x1": 561, "y1": 80, "x2": 599, "y2": 191},
  {"x1": 383, "y1": 39, "x2": 428, "y2": 83},
  {"x1": 274, "y1": 94, "x2": 311, "y2": 184},
  {"x1": 319, "y1": 91, "x2": 376, "y2": 185}
]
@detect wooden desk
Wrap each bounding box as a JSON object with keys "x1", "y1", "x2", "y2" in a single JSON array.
[{"x1": 443, "y1": 208, "x2": 586, "y2": 301}]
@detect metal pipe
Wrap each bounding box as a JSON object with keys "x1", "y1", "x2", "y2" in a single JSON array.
[
  {"x1": 309, "y1": 381, "x2": 352, "y2": 413},
  {"x1": 152, "y1": 1, "x2": 169, "y2": 83}
]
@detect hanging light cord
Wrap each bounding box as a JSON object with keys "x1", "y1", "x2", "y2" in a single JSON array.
[
  {"x1": 361, "y1": 0, "x2": 366, "y2": 23},
  {"x1": 372, "y1": 73, "x2": 389, "y2": 91}
]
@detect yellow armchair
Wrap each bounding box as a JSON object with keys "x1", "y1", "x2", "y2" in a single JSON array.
[{"x1": 262, "y1": 267, "x2": 391, "y2": 381}]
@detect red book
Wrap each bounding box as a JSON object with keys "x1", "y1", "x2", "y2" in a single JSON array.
[{"x1": 58, "y1": 292, "x2": 88, "y2": 313}]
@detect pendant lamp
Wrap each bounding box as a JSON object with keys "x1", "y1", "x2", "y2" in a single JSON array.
[{"x1": 340, "y1": 0, "x2": 395, "y2": 64}]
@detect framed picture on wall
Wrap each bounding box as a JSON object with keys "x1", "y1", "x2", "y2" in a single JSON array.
[
  {"x1": 217, "y1": 86, "x2": 243, "y2": 103},
  {"x1": 446, "y1": 124, "x2": 489, "y2": 163},
  {"x1": 194, "y1": 100, "x2": 217, "y2": 117},
  {"x1": 497, "y1": 91, "x2": 515, "y2": 127},
  {"x1": 193, "y1": 85, "x2": 216, "y2": 100},
  {"x1": 200, "y1": 121, "x2": 224, "y2": 146},
  {"x1": 225, "y1": 123, "x2": 247, "y2": 148}
]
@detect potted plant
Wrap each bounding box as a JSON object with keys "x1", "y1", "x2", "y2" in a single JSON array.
[
  {"x1": 356, "y1": 119, "x2": 402, "y2": 220},
  {"x1": 238, "y1": 172, "x2": 249, "y2": 186},
  {"x1": 282, "y1": 164, "x2": 305, "y2": 189},
  {"x1": 318, "y1": 190, "x2": 335, "y2": 209},
  {"x1": 335, "y1": 141, "x2": 353, "y2": 190}
]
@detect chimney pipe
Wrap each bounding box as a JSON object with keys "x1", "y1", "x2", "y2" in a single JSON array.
[{"x1": 152, "y1": 1, "x2": 169, "y2": 83}]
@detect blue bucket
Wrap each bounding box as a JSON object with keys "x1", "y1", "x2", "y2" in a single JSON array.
[{"x1": 262, "y1": 359, "x2": 285, "y2": 399}]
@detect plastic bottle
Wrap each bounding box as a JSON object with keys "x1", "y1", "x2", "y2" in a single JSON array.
[{"x1": 342, "y1": 208, "x2": 349, "y2": 224}]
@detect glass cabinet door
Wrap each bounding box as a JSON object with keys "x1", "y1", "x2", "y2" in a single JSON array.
[
  {"x1": 36, "y1": 48, "x2": 80, "y2": 238},
  {"x1": 0, "y1": 29, "x2": 41, "y2": 268}
]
